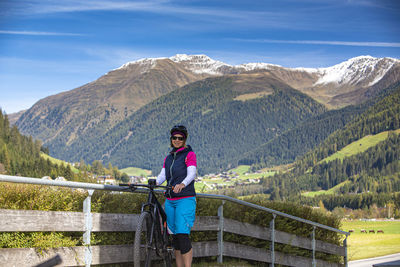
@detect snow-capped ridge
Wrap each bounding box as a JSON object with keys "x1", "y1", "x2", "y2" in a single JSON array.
[
  {"x1": 238, "y1": 62, "x2": 282, "y2": 71},
  {"x1": 113, "y1": 54, "x2": 398, "y2": 86},
  {"x1": 115, "y1": 56, "x2": 167, "y2": 71},
  {"x1": 169, "y1": 54, "x2": 231, "y2": 75},
  {"x1": 314, "y1": 55, "x2": 399, "y2": 86}
]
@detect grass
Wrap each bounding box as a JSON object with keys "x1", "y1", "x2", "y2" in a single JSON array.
[
  {"x1": 303, "y1": 129, "x2": 400, "y2": 197},
  {"x1": 120, "y1": 167, "x2": 152, "y2": 177},
  {"x1": 302, "y1": 181, "x2": 350, "y2": 197},
  {"x1": 341, "y1": 220, "x2": 400, "y2": 260},
  {"x1": 322, "y1": 129, "x2": 400, "y2": 164},
  {"x1": 40, "y1": 152, "x2": 79, "y2": 174},
  {"x1": 230, "y1": 165, "x2": 276, "y2": 179},
  {"x1": 197, "y1": 165, "x2": 276, "y2": 192},
  {"x1": 230, "y1": 165, "x2": 251, "y2": 175},
  {"x1": 233, "y1": 92, "x2": 273, "y2": 102}
]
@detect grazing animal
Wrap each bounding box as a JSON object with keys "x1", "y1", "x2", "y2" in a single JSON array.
[
  {"x1": 369, "y1": 229, "x2": 375, "y2": 233},
  {"x1": 360, "y1": 229, "x2": 367, "y2": 233},
  {"x1": 377, "y1": 230, "x2": 384, "y2": 233},
  {"x1": 349, "y1": 229, "x2": 354, "y2": 233}
]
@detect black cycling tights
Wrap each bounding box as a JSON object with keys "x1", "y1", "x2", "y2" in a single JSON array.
[{"x1": 172, "y1": 234, "x2": 192, "y2": 254}]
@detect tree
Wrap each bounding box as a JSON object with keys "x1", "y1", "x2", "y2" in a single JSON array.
[
  {"x1": 1, "y1": 144, "x2": 11, "y2": 172},
  {"x1": 92, "y1": 160, "x2": 104, "y2": 175},
  {"x1": 318, "y1": 200, "x2": 327, "y2": 213}
]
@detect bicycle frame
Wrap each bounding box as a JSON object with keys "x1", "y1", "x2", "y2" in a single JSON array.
[
  {"x1": 142, "y1": 189, "x2": 164, "y2": 257},
  {"x1": 120, "y1": 179, "x2": 172, "y2": 266}
]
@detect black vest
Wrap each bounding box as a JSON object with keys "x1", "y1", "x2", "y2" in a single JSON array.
[{"x1": 164, "y1": 145, "x2": 196, "y2": 198}]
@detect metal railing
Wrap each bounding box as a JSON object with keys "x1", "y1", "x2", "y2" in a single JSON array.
[{"x1": 0, "y1": 174, "x2": 349, "y2": 266}]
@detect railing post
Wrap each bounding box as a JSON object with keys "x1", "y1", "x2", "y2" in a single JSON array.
[
  {"x1": 218, "y1": 200, "x2": 225, "y2": 264},
  {"x1": 83, "y1": 189, "x2": 94, "y2": 267},
  {"x1": 312, "y1": 226, "x2": 316, "y2": 267},
  {"x1": 344, "y1": 235, "x2": 348, "y2": 267},
  {"x1": 270, "y1": 213, "x2": 276, "y2": 267}
]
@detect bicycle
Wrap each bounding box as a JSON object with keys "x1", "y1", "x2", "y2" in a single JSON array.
[{"x1": 120, "y1": 179, "x2": 173, "y2": 267}]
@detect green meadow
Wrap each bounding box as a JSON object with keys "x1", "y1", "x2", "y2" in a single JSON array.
[
  {"x1": 302, "y1": 181, "x2": 350, "y2": 197},
  {"x1": 231, "y1": 165, "x2": 276, "y2": 179},
  {"x1": 120, "y1": 167, "x2": 152, "y2": 177},
  {"x1": 40, "y1": 152, "x2": 79, "y2": 174},
  {"x1": 322, "y1": 129, "x2": 400, "y2": 164},
  {"x1": 196, "y1": 165, "x2": 276, "y2": 192},
  {"x1": 341, "y1": 220, "x2": 400, "y2": 260}
]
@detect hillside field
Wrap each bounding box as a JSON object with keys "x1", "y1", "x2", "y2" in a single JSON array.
[
  {"x1": 302, "y1": 181, "x2": 350, "y2": 197},
  {"x1": 196, "y1": 165, "x2": 276, "y2": 192},
  {"x1": 120, "y1": 167, "x2": 152, "y2": 177},
  {"x1": 341, "y1": 220, "x2": 400, "y2": 260},
  {"x1": 322, "y1": 129, "x2": 400, "y2": 164},
  {"x1": 40, "y1": 152, "x2": 79, "y2": 174}
]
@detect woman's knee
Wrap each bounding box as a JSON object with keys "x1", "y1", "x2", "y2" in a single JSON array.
[{"x1": 175, "y1": 234, "x2": 192, "y2": 254}]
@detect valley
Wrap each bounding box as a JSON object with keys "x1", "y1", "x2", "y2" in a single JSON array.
[
  {"x1": 12, "y1": 55, "x2": 400, "y2": 176},
  {"x1": 2, "y1": 53, "x2": 399, "y2": 220}
]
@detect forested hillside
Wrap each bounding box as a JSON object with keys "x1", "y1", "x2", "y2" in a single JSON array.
[
  {"x1": 257, "y1": 83, "x2": 400, "y2": 210},
  {"x1": 239, "y1": 105, "x2": 364, "y2": 169},
  {"x1": 63, "y1": 74, "x2": 327, "y2": 174},
  {"x1": 0, "y1": 110, "x2": 74, "y2": 179},
  {"x1": 242, "y1": 81, "x2": 400, "y2": 170},
  {"x1": 0, "y1": 110, "x2": 129, "y2": 182}
]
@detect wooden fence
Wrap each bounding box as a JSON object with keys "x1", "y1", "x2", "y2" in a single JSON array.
[{"x1": 0, "y1": 209, "x2": 345, "y2": 267}]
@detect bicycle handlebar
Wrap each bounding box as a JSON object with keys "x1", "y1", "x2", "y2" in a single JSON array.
[
  {"x1": 119, "y1": 178, "x2": 172, "y2": 190},
  {"x1": 119, "y1": 183, "x2": 171, "y2": 189}
]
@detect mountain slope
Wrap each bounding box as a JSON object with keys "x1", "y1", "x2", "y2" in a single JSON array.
[
  {"x1": 269, "y1": 56, "x2": 400, "y2": 108},
  {"x1": 0, "y1": 110, "x2": 75, "y2": 179},
  {"x1": 238, "y1": 105, "x2": 363, "y2": 168},
  {"x1": 64, "y1": 73, "x2": 327, "y2": 174},
  {"x1": 15, "y1": 56, "x2": 215, "y2": 150},
  {"x1": 14, "y1": 54, "x2": 400, "y2": 174},
  {"x1": 239, "y1": 79, "x2": 400, "y2": 170},
  {"x1": 260, "y1": 83, "x2": 400, "y2": 202}
]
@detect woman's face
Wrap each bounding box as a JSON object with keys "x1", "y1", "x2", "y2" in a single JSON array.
[{"x1": 171, "y1": 134, "x2": 185, "y2": 149}]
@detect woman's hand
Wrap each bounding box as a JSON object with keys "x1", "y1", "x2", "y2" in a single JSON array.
[{"x1": 173, "y1": 183, "x2": 185, "y2": 193}]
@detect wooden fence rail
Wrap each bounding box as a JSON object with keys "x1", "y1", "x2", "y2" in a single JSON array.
[{"x1": 0, "y1": 209, "x2": 344, "y2": 267}]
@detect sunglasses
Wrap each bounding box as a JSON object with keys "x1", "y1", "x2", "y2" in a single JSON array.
[{"x1": 171, "y1": 136, "x2": 185, "y2": 141}]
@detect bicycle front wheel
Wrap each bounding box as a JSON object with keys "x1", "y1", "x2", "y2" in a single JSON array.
[{"x1": 134, "y1": 211, "x2": 153, "y2": 267}]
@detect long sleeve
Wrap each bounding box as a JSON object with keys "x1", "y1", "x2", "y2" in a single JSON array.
[
  {"x1": 156, "y1": 168, "x2": 166, "y2": 185},
  {"x1": 181, "y1": 165, "x2": 197, "y2": 187}
]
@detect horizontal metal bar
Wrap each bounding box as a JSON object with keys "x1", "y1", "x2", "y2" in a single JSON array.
[
  {"x1": 195, "y1": 192, "x2": 349, "y2": 236},
  {"x1": 0, "y1": 174, "x2": 349, "y2": 236}
]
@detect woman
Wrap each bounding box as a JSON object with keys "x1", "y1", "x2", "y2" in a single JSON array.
[{"x1": 156, "y1": 125, "x2": 197, "y2": 267}]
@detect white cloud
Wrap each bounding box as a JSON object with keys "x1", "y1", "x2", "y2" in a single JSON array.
[
  {"x1": 231, "y1": 39, "x2": 400, "y2": 48},
  {"x1": 0, "y1": 30, "x2": 85, "y2": 36},
  {"x1": 3, "y1": 0, "x2": 297, "y2": 29}
]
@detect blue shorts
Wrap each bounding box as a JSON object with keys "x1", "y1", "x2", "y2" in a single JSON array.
[{"x1": 164, "y1": 197, "x2": 196, "y2": 234}]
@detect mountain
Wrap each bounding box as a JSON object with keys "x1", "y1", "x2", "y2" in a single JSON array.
[
  {"x1": 15, "y1": 55, "x2": 216, "y2": 149},
  {"x1": 259, "y1": 83, "x2": 400, "y2": 205},
  {"x1": 7, "y1": 110, "x2": 26, "y2": 125},
  {"x1": 298, "y1": 56, "x2": 400, "y2": 108},
  {"x1": 14, "y1": 54, "x2": 400, "y2": 174},
  {"x1": 69, "y1": 73, "x2": 327, "y2": 174}
]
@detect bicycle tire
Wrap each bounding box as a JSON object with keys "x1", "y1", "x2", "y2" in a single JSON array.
[{"x1": 134, "y1": 211, "x2": 152, "y2": 267}]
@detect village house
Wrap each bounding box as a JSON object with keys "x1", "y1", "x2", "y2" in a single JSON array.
[{"x1": 96, "y1": 175, "x2": 117, "y2": 185}]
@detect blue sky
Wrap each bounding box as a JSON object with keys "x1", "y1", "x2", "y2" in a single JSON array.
[{"x1": 1, "y1": 0, "x2": 399, "y2": 114}]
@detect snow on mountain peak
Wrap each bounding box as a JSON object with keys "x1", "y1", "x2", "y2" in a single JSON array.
[
  {"x1": 113, "y1": 54, "x2": 398, "y2": 86},
  {"x1": 114, "y1": 56, "x2": 166, "y2": 72},
  {"x1": 314, "y1": 56, "x2": 399, "y2": 86},
  {"x1": 238, "y1": 62, "x2": 282, "y2": 71},
  {"x1": 169, "y1": 54, "x2": 230, "y2": 75}
]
